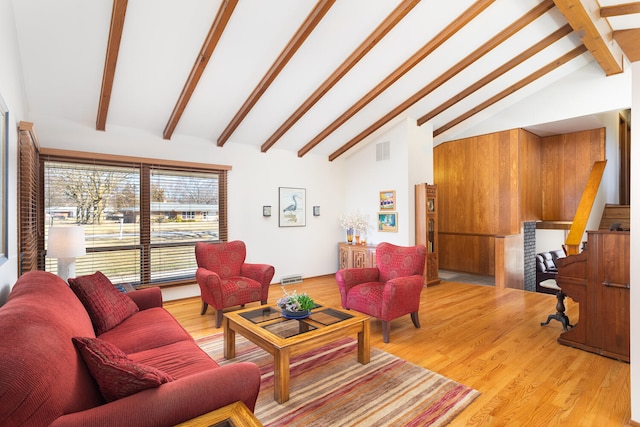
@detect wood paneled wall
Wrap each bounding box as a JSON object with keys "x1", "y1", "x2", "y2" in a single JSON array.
[
  {"x1": 439, "y1": 233, "x2": 495, "y2": 275},
  {"x1": 434, "y1": 129, "x2": 520, "y2": 236},
  {"x1": 519, "y1": 129, "x2": 543, "y2": 221},
  {"x1": 434, "y1": 127, "x2": 605, "y2": 276},
  {"x1": 541, "y1": 128, "x2": 605, "y2": 220}
]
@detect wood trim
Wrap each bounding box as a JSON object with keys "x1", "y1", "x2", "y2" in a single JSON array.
[
  {"x1": 176, "y1": 401, "x2": 262, "y2": 427},
  {"x1": 218, "y1": 0, "x2": 336, "y2": 147},
  {"x1": 38, "y1": 147, "x2": 232, "y2": 171},
  {"x1": 256, "y1": 0, "x2": 420, "y2": 154},
  {"x1": 494, "y1": 234, "x2": 524, "y2": 290},
  {"x1": 328, "y1": 0, "x2": 553, "y2": 161},
  {"x1": 434, "y1": 45, "x2": 588, "y2": 137},
  {"x1": 296, "y1": 0, "x2": 496, "y2": 160},
  {"x1": 96, "y1": 0, "x2": 128, "y2": 131},
  {"x1": 418, "y1": 24, "x2": 573, "y2": 126},
  {"x1": 552, "y1": 0, "x2": 624, "y2": 75},
  {"x1": 619, "y1": 114, "x2": 631, "y2": 204},
  {"x1": 18, "y1": 121, "x2": 40, "y2": 150},
  {"x1": 536, "y1": 221, "x2": 573, "y2": 230},
  {"x1": 613, "y1": 29, "x2": 640, "y2": 62},
  {"x1": 600, "y1": 2, "x2": 640, "y2": 17},
  {"x1": 163, "y1": 0, "x2": 238, "y2": 140}
]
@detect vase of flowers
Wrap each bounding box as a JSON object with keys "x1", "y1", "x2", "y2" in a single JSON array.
[
  {"x1": 341, "y1": 212, "x2": 369, "y2": 245},
  {"x1": 346, "y1": 227, "x2": 354, "y2": 244},
  {"x1": 340, "y1": 213, "x2": 356, "y2": 244},
  {"x1": 353, "y1": 213, "x2": 368, "y2": 245},
  {"x1": 276, "y1": 288, "x2": 315, "y2": 319}
]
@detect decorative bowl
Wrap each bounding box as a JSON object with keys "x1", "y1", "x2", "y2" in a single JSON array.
[{"x1": 281, "y1": 309, "x2": 311, "y2": 319}]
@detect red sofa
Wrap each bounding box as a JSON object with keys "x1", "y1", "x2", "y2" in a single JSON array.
[{"x1": 0, "y1": 271, "x2": 260, "y2": 427}]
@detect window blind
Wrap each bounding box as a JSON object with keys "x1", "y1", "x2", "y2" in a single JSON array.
[
  {"x1": 38, "y1": 151, "x2": 228, "y2": 287},
  {"x1": 18, "y1": 122, "x2": 42, "y2": 274}
]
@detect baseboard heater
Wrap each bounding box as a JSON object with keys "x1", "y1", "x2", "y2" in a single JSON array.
[{"x1": 280, "y1": 274, "x2": 303, "y2": 285}]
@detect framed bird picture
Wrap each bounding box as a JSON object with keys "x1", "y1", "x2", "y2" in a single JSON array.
[{"x1": 279, "y1": 187, "x2": 306, "y2": 227}]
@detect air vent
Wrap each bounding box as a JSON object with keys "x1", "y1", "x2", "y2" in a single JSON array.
[
  {"x1": 376, "y1": 141, "x2": 390, "y2": 161},
  {"x1": 280, "y1": 274, "x2": 303, "y2": 285}
]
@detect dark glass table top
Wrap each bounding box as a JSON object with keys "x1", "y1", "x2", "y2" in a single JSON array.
[{"x1": 238, "y1": 306, "x2": 354, "y2": 339}]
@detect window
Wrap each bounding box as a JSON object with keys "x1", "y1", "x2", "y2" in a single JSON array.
[{"x1": 40, "y1": 153, "x2": 228, "y2": 287}]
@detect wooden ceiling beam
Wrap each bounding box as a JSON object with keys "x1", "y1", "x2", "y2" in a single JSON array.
[
  {"x1": 418, "y1": 24, "x2": 573, "y2": 126},
  {"x1": 163, "y1": 0, "x2": 238, "y2": 140},
  {"x1": 96, "y1": 0, "x2": 128, "y2": 131},
  {"x1": 613, "y1": 28, "x2": 640, "y2": 62},
  {"x1": 553, "y1": 0, "x2": 624, "y2": 75},
  {"x1": 218, "y1": 0, "x2": 336, "y2": 148},
  {"x1": 254, "y1": 0, "x2": 419, "y2": 153},
  {"x1": 600, "y1": 2, "x2": 640, "y2": 17},
  {"x1": 434, "y1": 45, "x2": 588, "y2": 137},
  {"x1": 298, "y1": 0, "x2": 496, "y2": 158},
  {"x1": 327, "y1": 0, "x2": 553, "y2": 161}
]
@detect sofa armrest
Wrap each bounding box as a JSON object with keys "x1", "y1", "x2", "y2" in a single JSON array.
[
  {"x1": 50, "y1": 362, "x2": 261, "y2": 427},
  {"x1": 127, "y1": 287, "x2": 163, "y2": 310}
]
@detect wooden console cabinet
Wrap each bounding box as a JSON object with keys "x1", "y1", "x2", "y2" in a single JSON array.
[
  {"x1": 555, "y1": 230, "x2": 630, "y2": 361},
  {"x1": 339, "y1": 243, "x2": 376, "y2": 269},
  {"x1": 415, "y1": 183, "x2": 440, "y2": 286}
]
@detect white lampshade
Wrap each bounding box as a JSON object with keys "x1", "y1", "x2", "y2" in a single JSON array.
[
  {"x1": 47, "y1": 226, "x2": 86, "y2": 282},
  {"x1": 47, "y1": 226, "x2": 86, "y2": 258}
]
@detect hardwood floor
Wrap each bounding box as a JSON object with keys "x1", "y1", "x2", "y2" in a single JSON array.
[{"x1": 164, "y1": 275, "x2": 631, "y2": 426}]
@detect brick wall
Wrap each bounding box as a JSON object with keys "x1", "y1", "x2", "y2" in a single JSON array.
[{"x1": 523, "y1": 222, "x2": 536, "y2": 292}]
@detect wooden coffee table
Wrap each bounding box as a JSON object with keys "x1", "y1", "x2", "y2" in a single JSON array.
[{"x1": 223, "y1": 302, "x2": 370, "y2": 403}]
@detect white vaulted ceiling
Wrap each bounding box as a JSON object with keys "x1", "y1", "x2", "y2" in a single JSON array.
[{"x1": 11, "y1": 0, "x2": 639, "y2": 160}]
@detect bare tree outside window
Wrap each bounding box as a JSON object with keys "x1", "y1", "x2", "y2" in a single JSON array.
[{"x1": 44, "y1": 160, "x2": 222, "y2": 286}]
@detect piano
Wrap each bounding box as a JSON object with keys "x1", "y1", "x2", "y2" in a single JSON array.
[{"x1": 555, "y1": 229, "x2": 630, "y2": 362}]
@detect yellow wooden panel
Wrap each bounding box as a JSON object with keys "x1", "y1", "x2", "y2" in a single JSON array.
[{"x1": 565, "y1": 160, "x2": 607, "y2": 254}]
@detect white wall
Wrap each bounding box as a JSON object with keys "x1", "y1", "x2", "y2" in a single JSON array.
[
  {"x1": 342, "y1": 117, "x2": 433, "y2": 247},
  {"x1": 30, "y1": 114, "x2": 431, "y2": 302},
  {"x1": 629, "y1": 60, "x2": 639, "y2": 424},
  {"x1": 0, "y1": 0, "x2": 27, "y2": 301},
  {"x1": 30, "y1": 116, "x2": 349, "y2": 300}
]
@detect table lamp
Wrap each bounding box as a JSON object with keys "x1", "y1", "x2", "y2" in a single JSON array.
[{"x1": 47, "y1": 226, "x2": 86, "y2": 282}]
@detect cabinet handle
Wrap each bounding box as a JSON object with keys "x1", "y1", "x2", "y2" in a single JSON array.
[{"x1": 602, "y1": 281, "x2": 630, "y2": 289}]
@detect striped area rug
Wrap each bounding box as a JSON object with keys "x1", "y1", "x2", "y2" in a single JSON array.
[{"x1": 197, "y1": 333, "x2": 479, "y2": 426}]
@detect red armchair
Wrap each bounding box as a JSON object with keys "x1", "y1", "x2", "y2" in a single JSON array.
[
  {"x1": 195, "y1": 241, "x2": 275, "y2": 327},
  {"x1": 336, "y1": 242, "x2": 427, "y2": 343}
]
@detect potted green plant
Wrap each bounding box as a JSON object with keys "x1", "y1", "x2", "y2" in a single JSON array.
[{"x1": 276, "y1": 288, "x2": 315, "y2": 319}]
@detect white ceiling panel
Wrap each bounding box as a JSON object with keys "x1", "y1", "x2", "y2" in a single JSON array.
[{"x1": 10, "y1": 0, "x2": 637, "y2": 159}]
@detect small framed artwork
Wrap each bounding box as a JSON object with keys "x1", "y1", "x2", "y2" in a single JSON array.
[
  {"x1": 313, "y1": 206, "x2": 320, "y2": 216},
  {"x1": 379, "y1": 190, "x2": 395, "y2": 210},
  {"x1": 263, "y1": 205, "x2": 271, "y2": 217},
  {"x1": 378, "y1": 212, "x2": 398, "y2": 232},
  {"x1": 279, "y1": 187, "x2": 306, "y2": 227}
]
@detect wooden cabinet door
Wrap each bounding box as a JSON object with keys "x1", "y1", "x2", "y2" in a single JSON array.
[
  {"x1": 352, "y1": 247, "x2": 368, "y2": 268},
  {"x1": 339, "y1": 244, "x2": 349, "y2": 269}
]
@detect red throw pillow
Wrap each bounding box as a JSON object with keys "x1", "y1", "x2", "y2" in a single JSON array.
[
  {"x1": 73, "y1": 337, "x2": 174, "y2": 402},
  {"x1": 69, "y1": 271, "x2": 139, "y2": 335}
]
